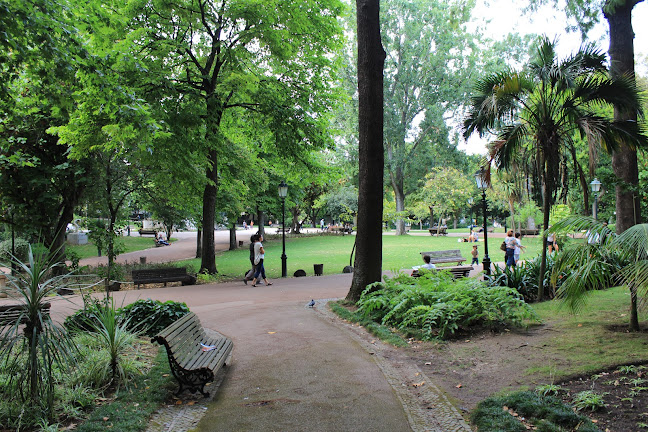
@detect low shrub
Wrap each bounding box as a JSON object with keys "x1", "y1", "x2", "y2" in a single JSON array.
[
  {"x1": 471, "y1": 390, "x2": 600, "y2": 431},
  {"x1": 485, "y1": 254, "x2": 564, "y2": 302},
  {"x1": 356, "y1": 271, "x2": 538, "y2": 340},
  {"x1": 119, "y1": 298, "x2": 190, "y2": 337},
  {"x1": 0, "y1": 237, "x2": 30, "y2": 262}
]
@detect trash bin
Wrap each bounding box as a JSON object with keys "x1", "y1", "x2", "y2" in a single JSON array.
[
  {"x1": 314, "y1": 264, "x2": 324, "y2": 276},
  {"x1": 140, "y1": 257, "x2": 146, "y2": 265}
]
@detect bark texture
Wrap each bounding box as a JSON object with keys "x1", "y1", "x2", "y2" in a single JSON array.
[{"x1": 347, "y1": 0, "x2": 386, "y2": 302}]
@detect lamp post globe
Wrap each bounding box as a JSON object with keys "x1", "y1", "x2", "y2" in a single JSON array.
[
  {"x1": 475, "y1": 168, "x2": 491, "y2": 276},
  {"x1": 278, "y1": 181, "x2": 288, "y2": 277},
  {"x1": 590, "y1": 178, "x2": 601, "y2": 221}
]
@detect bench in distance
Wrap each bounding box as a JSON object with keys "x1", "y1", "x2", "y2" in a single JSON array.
[
  {"x1": 131, "y1": 267, "x2": 196, "y2": 289},
  {"x1": 419, "y1": 249, "x2": 472, "y2": 279}
]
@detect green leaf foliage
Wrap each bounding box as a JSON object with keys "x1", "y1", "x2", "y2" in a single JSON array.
[
  {"x1": 356, "y1": 271, "x2": 538, "y2": 340},
  {"x1": 471, "y1": 391, "x2": 600, "y2": 432}
]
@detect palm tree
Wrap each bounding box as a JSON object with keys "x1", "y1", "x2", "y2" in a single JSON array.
[
  {"x1": 550, "y1": 216, "x2": 648, "y2": 332},
  {"x1": 463, "y1": 37, "x2": 646, "y2": 301}
]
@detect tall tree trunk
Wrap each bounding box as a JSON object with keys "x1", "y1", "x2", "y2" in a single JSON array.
[
  {"x1": 229, "y1": 223, "x2": 237, "y2": 250},
  {"x1": 256, "y1": 208, "x2": 265, "y2": 237},
  {"x1": 347, "y1": 0, "x2": 385, "y2": 302},
  {"x1": 200, "y1": 148, "x2": 218, "y2": 274},
  {"x1": 605, "y1": 1, "x2": 641, "y2": 330},
  {"x1": 607, "y1": 2, "x2": 641, "y2": 234},
  {"x1": 393, "y1": 181, "x2": 405, "y2": 235},
  {"x1": 538, "y1": 165, "x2": 551, "y2": 302},
  {"x1": 508, "y1": 199, "x2": 516, "y2": 233},
  {"x1": 196, "y1": 228, "x2": 202, "y2": 258}
]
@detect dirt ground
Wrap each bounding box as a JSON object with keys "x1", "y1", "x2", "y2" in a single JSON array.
[{"x1": 336, "y1": 314, "x2": 646, "y2": 431}]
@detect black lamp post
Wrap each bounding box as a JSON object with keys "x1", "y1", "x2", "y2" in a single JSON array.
[
  {"x1": 278, "y1": 181, "x2": 288, "y2": 277},
  {"x1": 590, "y1": 178, "x2": 601, "y2": 220},
  {"x1": 468, "y1": 197, "x2": 473, "y2": 232},
  {"x1": 10, "y1": 206, "x2": 15, "y2": 276},
  {"x1": 475, "y1": 168, "x2": 491, "y2": 276}
]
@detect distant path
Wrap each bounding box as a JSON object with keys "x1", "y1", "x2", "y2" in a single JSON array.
[{"x1": 78, "y1": 227, "x2": 323, "y2": 268}]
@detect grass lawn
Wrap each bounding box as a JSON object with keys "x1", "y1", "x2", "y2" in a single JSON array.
[
  {"x1": 68, "y1": 236, "x2": 175, "y2": 260},
  {"x1": 529, "y1": 286, "x2": 648, "y2": 378},
  {"x1": 179, "y1": 233, "x2": 544, "y2": 280}
]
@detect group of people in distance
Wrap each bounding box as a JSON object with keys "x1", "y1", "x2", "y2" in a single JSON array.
[
  {"x1": 504, "y1": 230, "x2": 526, "y2": 268},
  {"x1": 243, "y1": 233, "x2": 273, "y2": 287}
]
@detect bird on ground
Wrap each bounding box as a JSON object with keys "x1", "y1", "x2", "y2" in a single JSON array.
[{"x1": 308, "y1": 299, "x2": 315, "y2": 308}]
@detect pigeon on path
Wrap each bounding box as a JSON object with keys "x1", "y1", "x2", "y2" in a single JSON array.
[{"x1": 308, "y1": 299, "x2": 315, "y2": 308}]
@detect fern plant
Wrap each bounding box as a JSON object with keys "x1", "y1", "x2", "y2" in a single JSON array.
[{"x1": 357, "y1": 271, "x2": 538, "y2": 340}]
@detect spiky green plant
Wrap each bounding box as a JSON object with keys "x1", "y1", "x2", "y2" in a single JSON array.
[
  {"x1": 83, "y1": 297, "x2": 141, "y2": 387},
  {"x1": 0, "y1": 245, "x2": 77, "y2": 424}
]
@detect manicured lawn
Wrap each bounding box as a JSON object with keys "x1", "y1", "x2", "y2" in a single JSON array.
[
  {"x1": 180, "y1": 233, "x2": 544, "y2": 280},
  {"x1": 529, "y1": 286, "x2": 648, "y2": 378}
]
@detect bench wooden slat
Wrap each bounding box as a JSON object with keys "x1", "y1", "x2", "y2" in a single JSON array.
[
  {"x1": 420, "y1": 250, "x2": 466, "y2": 265},
  {"x1": 152, "y1": 312, "x2": 232, "y2": 397},
  {"x1": 0, "y1": 303, "x2": 51, "y2": 325},
  {"x1": 132, "y1": 267, "x2": 196, "y2": 289}
]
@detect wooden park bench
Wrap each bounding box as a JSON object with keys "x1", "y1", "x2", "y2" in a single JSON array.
[
  {"x1": 428, "y1": 226, "x2": 447, "y2": 236},
  {"x1": 413, "y1": 250, "x2": 471, "y2": 279},
  {"x1": 330, "y1": 226, "x2": 353, "y2": 235},
  {"x1": 420, "y1": 249, "x2": 467, "y2": 265},
  {"x1": 131, "y1": 267, "x2": 196, "y2": 289},
  {"x1": 138, "y1": 228, "x2": 157, "y2": 236},
  {"x1": 152, "y1": 312, "x2": 233, "y2": 397},
  {"x1": 519, "y1": 228, "x2": 539, "y2": 236},
  {"x1": 0, "y1": 302, "x2": 51, "y2": 325},
  {"x1": 276, "y1": 227, "x2": 291, "y2": 234}
]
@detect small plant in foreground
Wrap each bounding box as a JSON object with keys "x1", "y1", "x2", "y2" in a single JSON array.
[
  {"x1": 0, "y1": 245, "x2": 80, "y2": 426},
  {"x1": 471, "y1": 390, "x2": 599, "y2": 431},
  {"x1": 535, "y1": 383, "x2": 563, "y2": 396},
  {"x1": 571, "y1": 390, "x2": 607, "y2": 412}
]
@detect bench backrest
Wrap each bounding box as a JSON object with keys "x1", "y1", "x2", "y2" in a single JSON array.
[
  {"x1": 0, "y1": 302, "x2": 51, "y2": 325},
  {"x1": 421, "y1": 250, "x2": 462, "y2": 259},
  {"x1": 152, "y1": 312, "x2": 206, "y2": 359},
  {"x1": 132, "y1": 267, "x2": 188, "y2": 280}
]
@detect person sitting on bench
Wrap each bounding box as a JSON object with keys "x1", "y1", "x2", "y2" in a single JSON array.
[
  {"x1": 412, "y1": 255, "x2": 436, "y2": 276},
  {"x1": 156, "y1": 231, "x2": 170, "y2": 246}
]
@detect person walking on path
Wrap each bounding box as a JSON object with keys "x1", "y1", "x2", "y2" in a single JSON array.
[
  {"x1": 514, "y1": 232, "x2": 525, "y2": 265},
  {"x1": 471, "y1": 245, "x2": 479, "y2": 265},
  {"x1": 243, "y1": 234, "x2": 257, "y2": 284},
  {"x1": 547, "y1": 230, "x2": 559, "y2": 253},
  {"x1": 251, "y1": 234, "x2": 272, "y2": 287},
  {"x1": 504, "y1": 229, "x2": 516, "y2": 268}
]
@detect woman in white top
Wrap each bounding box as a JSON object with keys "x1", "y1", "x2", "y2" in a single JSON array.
[{"x1": 251, "y1": 235, "x2": 273, "y2": 287}]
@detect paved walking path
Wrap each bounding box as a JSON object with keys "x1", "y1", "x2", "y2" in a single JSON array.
[{"x1": 51, "y1": 229, "x2": 500, "y2": 431}]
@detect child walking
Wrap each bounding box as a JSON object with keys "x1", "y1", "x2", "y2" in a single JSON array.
[{"x1": 471, "y1": 245, "x2": 479, "y2": 265}]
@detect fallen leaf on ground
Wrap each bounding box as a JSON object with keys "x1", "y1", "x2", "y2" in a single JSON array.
[
  {"x1": 413, "y1": 381, "x2": 425, "y2": 387},
  {"x1": 456, "y1": 384, "x2": 462, "y2": 388},
  {"x1": 187, "y1": 401, "x2": 196, "y2": 406},
  {"x1": 268, "y1": 331, "x2": 276, "y2": 334},
  {"x1": 175, "y1": 400, "x2": 183, "y2": 405}
]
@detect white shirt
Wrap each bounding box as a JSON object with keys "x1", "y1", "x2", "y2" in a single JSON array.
[{"x1": 254, "y1": 242, "x2": 264, "y2": 264}]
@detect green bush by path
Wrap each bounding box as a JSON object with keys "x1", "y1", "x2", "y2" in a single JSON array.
[{"x1": 355, "y1": 270, "x2": 538, "y2": 340}]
